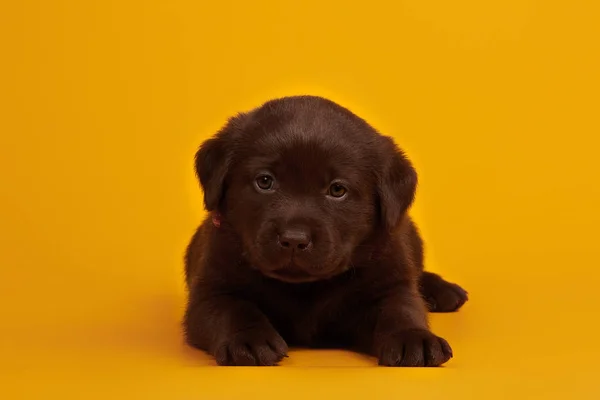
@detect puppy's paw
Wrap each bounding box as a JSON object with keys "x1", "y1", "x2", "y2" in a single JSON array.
[
  {"x1": 377, "y1": 329, "x2": 453, "y2": 367},
  {"x1": 214, "y1": 327, "x2": 288, "y2": 366},
  {"x1": 422, "y1": 278, "x2": 468, "y2": 313}
]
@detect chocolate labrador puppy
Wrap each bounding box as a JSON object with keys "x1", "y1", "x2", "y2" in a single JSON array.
[{"x1": 184, "y1": 96, "x2": 468, "y2": 367}]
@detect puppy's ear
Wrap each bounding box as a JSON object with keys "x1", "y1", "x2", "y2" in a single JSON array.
[
  {"x1": 377, "y1": 136, "x2": 418, "y2": 231},
  {"x1": 194, "y1": 114, "x2": 245, "y2": 211}
]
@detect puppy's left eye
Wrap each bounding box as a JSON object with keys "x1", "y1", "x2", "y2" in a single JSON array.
[
  {"x1": 328, "y1": 182, "x2": 347, "y2": 198},
  {"x1": 255, "y1": 174, "x2": 275, "y2": 191}
]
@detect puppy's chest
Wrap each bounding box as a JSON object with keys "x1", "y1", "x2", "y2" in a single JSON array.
[{"x1": 253, "y1": 283, "x2": 363, "y2": 346}]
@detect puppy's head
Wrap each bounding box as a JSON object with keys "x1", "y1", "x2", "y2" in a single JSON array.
[{"x1": 195, "y1": 96, "x2": 416, "y2": 283}]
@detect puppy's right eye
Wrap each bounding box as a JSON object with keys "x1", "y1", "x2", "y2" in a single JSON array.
[{"x1": 255, "y1": 174, "x2": 275, "y2": 191}]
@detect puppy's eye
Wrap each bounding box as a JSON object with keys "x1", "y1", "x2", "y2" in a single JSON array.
[
  {"x1": 255, "y1": 174, "x2": 275, "y2": 191},
  {"x1": 328, "y1": 182, "x2": 347, "y2": 198}
]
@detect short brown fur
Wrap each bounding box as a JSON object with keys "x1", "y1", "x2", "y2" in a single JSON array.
[{"x1": 184, "y1": 96, "x2": 468, "y2": 366}]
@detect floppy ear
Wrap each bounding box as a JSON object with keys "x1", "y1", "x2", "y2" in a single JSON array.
[
  {"x1": 377, "y1": 136, "x2": 418, "y2": 231},
  {"x1": 194, "y1": 115, "x2": 245, "y2": 211},
  {"x1": 194, "y1": 137, "x2": 229, "y2": 211}
]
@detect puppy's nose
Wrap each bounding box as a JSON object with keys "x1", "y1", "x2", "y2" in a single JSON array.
[{"x1": 278, "y1": 228, "x2": 312, "y2": 250}]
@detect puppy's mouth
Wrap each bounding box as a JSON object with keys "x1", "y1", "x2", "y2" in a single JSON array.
[{"x1": 263, "y1": 264, "x2": 325, "y2": 283}]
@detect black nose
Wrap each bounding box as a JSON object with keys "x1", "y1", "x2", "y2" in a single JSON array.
[{"x1": 278, "y1": 228, "x2": 312, "y2": 250}]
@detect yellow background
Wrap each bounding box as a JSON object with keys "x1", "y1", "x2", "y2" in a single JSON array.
[{"x1": 1, "y1": 0, "x2": 599, "y2": 398}]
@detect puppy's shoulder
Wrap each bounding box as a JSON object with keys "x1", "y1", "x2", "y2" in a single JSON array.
[
  {"x1": 184, "y1": 218, "x2": 213, "y2": 288},
  {"x1": 397, "y1": 215, "x2": 422, "y2": 246},
  {"x1": 185, "y1": 217, "x2": 250, "y2": 290},
  {"x1": 375, "y1": 215, "x2": 423, "y2": 279}
]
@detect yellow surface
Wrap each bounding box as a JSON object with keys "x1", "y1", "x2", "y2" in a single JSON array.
[{"x1": 1, "y1": 0, "x2": 599, "y2": 398}]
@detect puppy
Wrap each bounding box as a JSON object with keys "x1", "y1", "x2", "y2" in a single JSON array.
[{"x1": 184, "y1": 96, "x2": 468, "y2": 367}]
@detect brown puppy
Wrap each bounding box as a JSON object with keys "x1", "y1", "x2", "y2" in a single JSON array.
[{"x1": 184, "y1": 96, "x2": 468, "y2": 367}]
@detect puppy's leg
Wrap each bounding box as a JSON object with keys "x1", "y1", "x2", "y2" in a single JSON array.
[
  {"x1": 366, "y1": 285, "x2": 453, "y2": 367},
  {"x1": 406, "y1": 218, "x2": 468, "y2": 312},
  {"x1": 184, "y1": 288, "x2": 288, "y2": 366}
]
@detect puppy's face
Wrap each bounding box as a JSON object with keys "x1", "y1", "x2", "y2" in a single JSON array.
[
  {"x1": 223, "y1": 123, "x2": 377, "y2": 283},
  {"x1": 195, "y1": 96, "x2": 417, "y2": 283}
]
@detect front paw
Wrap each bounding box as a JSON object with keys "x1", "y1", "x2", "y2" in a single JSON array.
[
  {"x1": 214, "y1": 327, "x2": 288, "y2": 366},
  {"x1": 377, "y1": 329, "x2": 453, "y2": 367}
]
